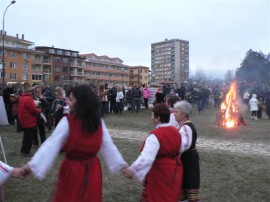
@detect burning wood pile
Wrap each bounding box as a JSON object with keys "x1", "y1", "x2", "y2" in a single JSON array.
[{"x1": 216, "y1": 81, "x2": 246, "y2": 128}]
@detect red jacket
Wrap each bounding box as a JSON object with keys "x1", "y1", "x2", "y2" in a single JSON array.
[{"x1": 18, "y1": 93, "x2": 41, "y2": 128}]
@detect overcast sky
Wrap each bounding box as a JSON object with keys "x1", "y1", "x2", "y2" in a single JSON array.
[{"x1": 2, "y1": 0, "x2": 270, "y2": 78}]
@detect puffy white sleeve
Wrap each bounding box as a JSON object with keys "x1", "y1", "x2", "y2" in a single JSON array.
[
  {"x1": 129, "y1": 134, "x2": 160, "y2": 182},
  {"x1": 28, "y1": 117, "x2": 70, "y2": 180},
  {"x1": 169, "y1": 113, "x2": 178, "y2": 127},
  {"x1": 179, "y1": 124, "x2": 192, "y2": 154},
  {"x1": 0, "y1": 161, "x2": 13, "y2": 185},
  {"x1": 100, "y1": 119, "x2": 127, "y2": 174}
]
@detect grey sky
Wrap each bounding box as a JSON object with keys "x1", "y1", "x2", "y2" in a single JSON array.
[{"x1": 2, "y1": 0, "x2": 270, "y2": 78}]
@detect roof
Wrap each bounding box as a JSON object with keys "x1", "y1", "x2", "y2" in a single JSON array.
[
  {"x1": 0, "y1": 34, "x2": 34, "y2": 45},
  {"x1": 80, "y1": 53, "x2": 124, "y2": 64}
]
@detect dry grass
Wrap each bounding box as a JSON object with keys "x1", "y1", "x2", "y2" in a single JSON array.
[{"x1": 1, "y1": 105, "x2": 269, "y2": 201}]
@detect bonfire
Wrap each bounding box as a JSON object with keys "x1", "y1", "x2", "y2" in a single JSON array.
[{"x1": 217, "y1": 80, "x2": 246, "y2": 128}]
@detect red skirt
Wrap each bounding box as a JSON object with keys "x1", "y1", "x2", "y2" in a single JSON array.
[
  {"x1": 52, "y1": 157, "x2": 102, "y2": 202},
  {"x1": 142, "y1": 157, "x2": 183, "y2": 202}
]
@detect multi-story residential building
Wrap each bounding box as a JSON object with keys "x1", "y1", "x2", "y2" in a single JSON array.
[
  {"x1": 129, "y1": 66, "x2": 150, "y2": 87},
  {"x1": 80, "y1": 53, "x2": 129, "y2": 87},
  {"x1": 151, "y1": 38, "x2": 189, "y2": 87},
  {"x1": 35, "y1": 46, "x2": 85, "y2": 85},
  {"x1": 0, "y1": 32, "x2": 44, "y2": 84}
]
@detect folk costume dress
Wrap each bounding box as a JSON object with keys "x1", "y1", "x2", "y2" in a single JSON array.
[
  {"x1": 28, "y1": 114, "x2": 126, "y2": 202},
  {"x1": 177, "y1": 118, "x2": 200, "y2": 201},
  {"x1": 130, "y1": 123, "x2": 183, "y2": 202}
]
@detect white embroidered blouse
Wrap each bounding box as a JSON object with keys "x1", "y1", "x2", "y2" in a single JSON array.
[{"x1": 28, "y1": 117, "x2": 127, "y2": 180}]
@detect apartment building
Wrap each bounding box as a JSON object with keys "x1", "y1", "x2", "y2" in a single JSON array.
[
  {"x1": 0, "y1": 32, "x2": 44, "y2": 84},
  {"x1": 129, "y1": 66, "x2": 149, "y2": 87},
  {"x1": 80, "y1": 53, "x2": 129, "y2": 87},
  {"x1": 35, "y1": 46, "x2": 84, "y2": 85},
  {"x1": 151, "y1": 38, "x2": 189, "y2": 87}
]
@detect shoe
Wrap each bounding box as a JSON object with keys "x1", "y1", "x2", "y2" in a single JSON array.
[{"x1": 21, "y1": 152, "x2": 32, "y2": 157}]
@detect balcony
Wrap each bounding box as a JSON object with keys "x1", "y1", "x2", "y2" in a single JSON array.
[
  {"x1": 43, "y1": 69, "x2": 51, "y2": 74},
  {"x1": 70, "y1": 71, "x2": 85, "y2": 76},
  {"x1": 43, "y1": 59, "x2": 51, "y2": 64}
]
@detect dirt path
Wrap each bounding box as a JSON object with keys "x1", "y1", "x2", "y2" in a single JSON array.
[{"x1": 109, "y1": 128, "x2": 270, "y2": 157}]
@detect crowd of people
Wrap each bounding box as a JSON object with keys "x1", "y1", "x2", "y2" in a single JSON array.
[{"x1": 0, "y1": 79, "x2": 269, "y2": 202}]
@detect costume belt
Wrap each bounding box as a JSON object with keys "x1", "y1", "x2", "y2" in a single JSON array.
[{"x1": 156, "y1": 153, "x2": 181, "y2": 181}]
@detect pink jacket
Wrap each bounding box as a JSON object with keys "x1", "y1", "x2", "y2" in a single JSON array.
[{"x1": 143, "y1": 88, "x2": 151, "y2": 99}]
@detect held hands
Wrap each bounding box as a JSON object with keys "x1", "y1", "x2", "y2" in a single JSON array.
[
  {"x1": 122, "y1": 167, "x2": 134, "y2": 179},
  {"x1": 11, "y1": 165, "x2": 31, "y2": 180}
]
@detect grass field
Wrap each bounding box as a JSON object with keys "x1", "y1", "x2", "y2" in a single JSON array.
[{"x1": 1, "y1": 105, "x2": 270, "y2": 201}]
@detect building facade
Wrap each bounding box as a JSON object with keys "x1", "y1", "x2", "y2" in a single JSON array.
[
  {"x1": 0, "y1": 33, "x2": 132, "y2": 87},
  {"x1": 0, "y1": 32, "x2": 44, "y2": 84},
  {"x1": 81, "y1": 53, "x2": 129, "y2": 87},
  {"x1": 35, "y1": 46, "x2": 84, "y2": 85},
  {"x1": 129, "y1": 66, "x2": 149, "y2": 87},
  {"x1": 151, "y1": 38, "x2": 189, "y2": 87}
]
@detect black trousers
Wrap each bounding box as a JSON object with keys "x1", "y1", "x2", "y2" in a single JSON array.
[
  {"x1": 33, "y1": 121, "x2": 46, "y2": 145},
  {"x1": 144, "y1": 98, "x2": 149, "y2": 109},
  {"x1": 21, "y1": 127, "x2": 36, "y2": 154}
]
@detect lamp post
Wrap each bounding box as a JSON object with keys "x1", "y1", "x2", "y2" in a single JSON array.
[{"x1": 1, "y1": 0, "x2": 16, "y2": 93}]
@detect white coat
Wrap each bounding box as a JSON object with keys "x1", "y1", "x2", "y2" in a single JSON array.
[{"x1": 249, "y1": 94, "x2": 259, "y2": 111}]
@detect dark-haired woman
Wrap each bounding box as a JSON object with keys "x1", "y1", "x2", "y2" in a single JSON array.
[
  {"x1": 123, "y1": 103, "x2": 183, "y2": 202},
  {"x1": 23, "y1": 85, "x2": 127, "y2": 202}
]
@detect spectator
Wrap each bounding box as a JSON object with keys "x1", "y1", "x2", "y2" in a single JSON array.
[
  {"x1": 115, "y1": 87, "x2": 124, "y2": 114},
  {"x1": 249, "y1": 94, "x2": 259, "y2": 120},
  {"x1": 98, "y1": 84, "x2": 107, "y2": 117},
  {"x1": 33, "y1": 86, "x2": 49, "y2": 146},
  {"x1": 132, "y1": 85, "x2": 142, "y2": 113},
  {"x1": 10, "y1": 89, "x2": 23, "y2": 132},
  {"x1": 3, "y1": 82, "x2": 15, "y2": 124},
  {"x1": 125, "y1": 87, "x2": 133, "y2": 111},
  {"x1": 108, "y1": 85, "x2": 117, "y2": 113},
  {"x1": 51, "y1": 87, "x2": 66, "y2": 127},
  {"x1": 18, "y1": 83, "x2": 41, "y2": 157},
  {"x1": 142, "y1": 86, "x2": 151, "y2": 109}
]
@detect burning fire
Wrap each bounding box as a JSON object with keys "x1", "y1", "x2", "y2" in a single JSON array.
[{"x1": 220, "y1": 81, "x2": 239, "y2": 128}]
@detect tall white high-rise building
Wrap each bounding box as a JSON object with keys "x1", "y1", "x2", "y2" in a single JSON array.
[{"x1": 151, "y1": 38, "x2": 189, "y2": 86}]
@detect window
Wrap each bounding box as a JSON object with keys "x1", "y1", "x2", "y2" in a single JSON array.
[
  {"x1": 54, "y1": 76, "x2": 60, "y2": 81},
  {"x1": 62, "y1": 58, "x2": 69, "y2": 63},
  {"x1": 0, "y1": 50, "x2": 7, "y2": 56},
  {"x1": 10, "y1": 62, "x2": 16, "y2": 69},
  {"x1": 23, "y1": 63, "x2": 28, "y2": 70},
  {"x1": 49, "y1": 49, "x2": 55, "y2": 54},
  {"x1": 57, "y1": 50, "x2": 63, "y2": 55},
  {"x1": 10, "y1": 52, "x2": 16, "y2": 57},
  {"x1": 10, "y1": 73, "x2": 16, "y2": 80},
  {"x1": 72, "y1": 52, "x2": 78, "y2": 57},
  {"x1": 54, "y1": 66, "x2": 61, "y2": 72},
  {"x1": 22, "y1": 53, "x2": 29, "y2": 60},
  {"x1": 54, "y1": 57, "x2": 60, "y2": 63},
  {"x1": 32, "y1": 74, "x2": 42, "y2": 80},
  {"x1": 63, "y1": 67, "x2": 68, "y2": 73},
  {"x1": 65, "y1": 51, "x2": 71, "y2": 56},
  {"x1": 22, "y1": 72, "x2": 28, "y2": 80}
]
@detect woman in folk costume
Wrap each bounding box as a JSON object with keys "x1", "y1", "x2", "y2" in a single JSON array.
[
  {"x1": 22, "y1": 85, "x2": 127, "y2": 202},
  {"x1": 174, "y1": 101, "x2": 200, "y2": 202},
  {"x1": 123, "y1": 103, "x2": 183, "y2": 202}
]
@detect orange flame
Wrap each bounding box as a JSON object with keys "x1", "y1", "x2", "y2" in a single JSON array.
[{"x1": 220, "y1": 81, "x2": 239, "y2": 128}]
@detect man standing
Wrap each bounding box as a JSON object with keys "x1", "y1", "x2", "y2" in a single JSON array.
[
  {"x1": 132, "y1": 85, "x2": 142, "y2": 112},
  {"x1": 3, "y1": 82, "x2": 15, "y2": 124},
  {"x1": 18, "y1": 83, "x2": 41, "y2": 156}
]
